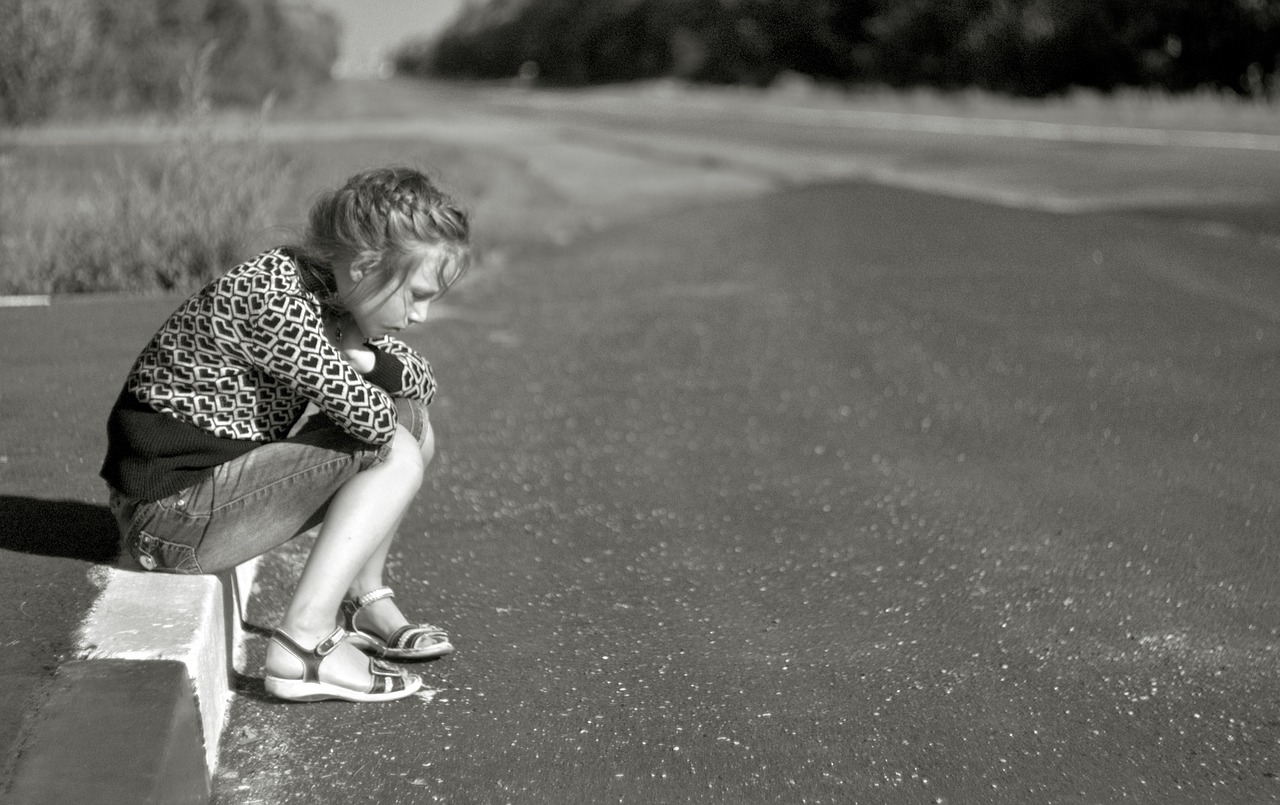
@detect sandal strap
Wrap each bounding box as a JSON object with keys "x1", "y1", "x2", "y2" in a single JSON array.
[
  {"x1": 368, "y1": 657, "x2": 410, "y2": 694},
  {"x1": 343, "y1": 588, "x2": 396, "y2": 637},
  {"x1": 370, "y1": 656, "x2": 402, "y2": 677},
  {"x1": 315, "y1": 627, "x2": 346, "y2": 656},
  {"x1": 386, "y1": 624, "x2": 449, "y2": 650},
  {"x1": 351, "y1": 587, "x2": 395, "y2": 611},
  {"x1": 271, "y1": 627, "x2": 347, "y2": 684}
]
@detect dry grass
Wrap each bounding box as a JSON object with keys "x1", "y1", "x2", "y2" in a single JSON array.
[
  {"x1": 0, "y1": 119, "x2": 516, "y2": 296},
  {"x1": 1, "y1": 118, "x2": 291, "y2": 294}
]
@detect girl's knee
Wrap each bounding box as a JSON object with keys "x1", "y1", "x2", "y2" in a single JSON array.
[
  {"x1": 380, "y1": 425, "x2": 427, "y2": 487},
  {"x1": 419, "y1": 420, "x2": 435, "y2": 467},
  {"x1": 370, "y1": 399, "x2": 433, "y2": 485},
  {"x1": 394, "y1": 397, "x2": 431, "y2": 445}
]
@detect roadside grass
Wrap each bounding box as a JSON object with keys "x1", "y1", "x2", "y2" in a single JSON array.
[
  {"x1": 0, "y1": 124, "x2": 491, "y2": 296},
  {"x1": 1, "y1": 119, "x2": 291, "y2": 295},
  {"x1": 3, "y1": 76, "x2": 1277, "y2": 296},
  {"x1": 0, "y1": 129, "x2": 528, "y2": 297}
]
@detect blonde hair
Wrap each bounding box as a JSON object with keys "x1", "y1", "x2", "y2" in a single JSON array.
[{"x1": 299, "y1": 166, "x2": 471, "y2": 308}]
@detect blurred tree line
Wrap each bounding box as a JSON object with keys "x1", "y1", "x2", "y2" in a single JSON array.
[
  {"x1": 398, "y1": 0, "x2": 1280, "y2": 98},
  {"x1": 0, "y1": 0, "x2": 339, "y2": 125}
]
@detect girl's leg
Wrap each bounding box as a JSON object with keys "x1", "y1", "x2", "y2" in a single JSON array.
[
  {"x1": 266, "y1": 424, "x2": 426, "y2": 689},
  {"x1": 345, "y1": 419, "x2": 437, "y2": 639}
]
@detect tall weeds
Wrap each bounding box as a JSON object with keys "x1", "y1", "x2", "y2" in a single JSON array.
[{"x1": 1, "y1": 116, "x2": 292, "y2": 295}]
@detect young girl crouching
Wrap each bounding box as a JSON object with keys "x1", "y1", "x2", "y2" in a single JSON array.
[{"x1": 101, "y1": 166, "x2": 470, "y2": 703}]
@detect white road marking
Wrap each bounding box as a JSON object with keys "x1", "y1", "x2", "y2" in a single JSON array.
[{"x1": 0, "y1": 295, "x2": 52, "y2": 307}]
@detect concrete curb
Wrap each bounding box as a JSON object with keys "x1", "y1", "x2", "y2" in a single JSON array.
[
  {"x1": 7, "y1": 560, "x2": 258, "y2": 803},
  {"x1": 6, "y1": 660, "x2": 210, "y2": 805}
]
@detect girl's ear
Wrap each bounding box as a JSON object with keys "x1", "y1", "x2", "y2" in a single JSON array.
[{"x1": 349, "y1": 253, "x2": 382, "y2": 284}]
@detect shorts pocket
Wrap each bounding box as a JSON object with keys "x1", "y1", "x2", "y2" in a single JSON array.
[
  {"x1": 122, "y1": 492, "x2": 208, "y2": 575},
  {"x1": 130, "y1": 529, "x2": 203, "y2": 574}
]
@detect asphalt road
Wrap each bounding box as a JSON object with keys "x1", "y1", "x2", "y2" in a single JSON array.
[{"x1": 214, "y1": 174, "x2": 1280, "y2": 801}]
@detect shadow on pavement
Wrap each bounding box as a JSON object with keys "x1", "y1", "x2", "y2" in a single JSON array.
[{"x1": 0, "y1": 496, "x2": 120, "y2": 563}]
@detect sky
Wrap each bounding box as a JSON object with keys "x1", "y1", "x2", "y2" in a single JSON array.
[{"x1": 307, "y1": 0, "x2": 469, "y2": 77}]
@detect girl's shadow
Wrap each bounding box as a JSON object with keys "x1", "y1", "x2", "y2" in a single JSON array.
[{"x1": 0, "y1": 496, "x2": 121, "y2": 563}]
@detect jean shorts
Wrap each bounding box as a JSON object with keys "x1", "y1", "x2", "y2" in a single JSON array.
[{"x1": 108, "y1": 397, "x2": 430, "y2": 575}]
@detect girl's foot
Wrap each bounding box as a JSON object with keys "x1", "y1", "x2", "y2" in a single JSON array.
[
  {"x1": 264, "y1": 626, "x2": 421, "y2": 702},
  {"x1": 342, "y1": 587, "x2": 453, "y2": 660}
]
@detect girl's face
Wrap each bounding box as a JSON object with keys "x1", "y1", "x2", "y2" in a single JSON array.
[{"x1": 338, "y1": 251, "x2": 444, "y2": 338}]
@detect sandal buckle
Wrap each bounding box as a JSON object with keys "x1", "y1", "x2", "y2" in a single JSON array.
[{"x1": 315, "y1": 628, "x2": 345, "y2": 656}]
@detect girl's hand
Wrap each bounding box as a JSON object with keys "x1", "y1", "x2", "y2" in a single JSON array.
[{"x1": 326, "y1": 314, "x2": 376, "y2": 375}]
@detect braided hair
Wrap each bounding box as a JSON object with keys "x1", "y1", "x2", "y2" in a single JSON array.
[{"x1": 299, "y1": 166, "x2": 471, "y2": 309}]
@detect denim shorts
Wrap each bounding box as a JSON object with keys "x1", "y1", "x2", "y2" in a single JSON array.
[{"x1": 108, "y1": 398, "x2": 430, "y2": 575}]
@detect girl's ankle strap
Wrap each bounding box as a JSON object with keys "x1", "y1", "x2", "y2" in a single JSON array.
[{"x1": 352, "y1": 587, "x2": 395, "y2": 610}]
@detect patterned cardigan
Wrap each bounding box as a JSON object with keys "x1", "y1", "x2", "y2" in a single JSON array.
[{"x1": 101, "y1": 248, "x2": 436, "y2": 501}]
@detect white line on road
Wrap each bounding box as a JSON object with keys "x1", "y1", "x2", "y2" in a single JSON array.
[{"x1": 0, "y1": 295, "x2": 52, "y2": 307}]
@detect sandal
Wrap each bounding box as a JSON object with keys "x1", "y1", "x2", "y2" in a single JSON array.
[
  {"x1": 341, "y1": 587, "x2": 453, "y2": 661},
  {"x1": 263, "y1": 627, "x2": 422, "y2": 703}
]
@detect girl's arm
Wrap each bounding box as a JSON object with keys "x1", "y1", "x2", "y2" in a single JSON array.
[
  {"x1": 364, "y1": 335, "x2": 437, "y2": 402},
  {"x1": 240, "y1": 297, "x2": 401, "y2": 446},
  {"x1": 323, "y1": 316, "x2": 436, "y2": 403}
]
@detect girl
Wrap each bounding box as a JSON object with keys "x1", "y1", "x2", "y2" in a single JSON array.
[{"x1": 101, "y1": 166, "x2": 471, "y2": 703}]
